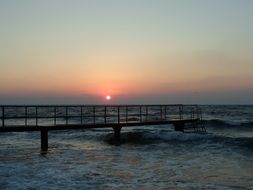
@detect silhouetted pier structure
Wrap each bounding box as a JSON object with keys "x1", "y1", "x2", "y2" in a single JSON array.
[{"x1": 0, "y1": 105, "x2": 205, "y2": 151}]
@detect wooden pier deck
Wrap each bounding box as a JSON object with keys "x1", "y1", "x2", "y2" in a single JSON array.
[{"x1": 0, "y1": 105, "x2": 205, "y2": 151}]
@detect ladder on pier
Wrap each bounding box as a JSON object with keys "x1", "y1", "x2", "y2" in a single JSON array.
[{"x1": 184, "y1": 108, "x2": 206, "y2": 133}]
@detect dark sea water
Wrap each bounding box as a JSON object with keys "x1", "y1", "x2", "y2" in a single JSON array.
[{"x1": 0, "y1": 105, "x2": 253, "y2": 190}]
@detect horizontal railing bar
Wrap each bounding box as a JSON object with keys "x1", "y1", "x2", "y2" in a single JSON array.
[
  {"x1": 2, "y1": 113, "x2": 168, "y2": 118},
  {"x1": 0, "y1": 116, "x2": 198, "y2": 119},
  {"x1": 0, "y1": 104, "x2": 199, "y2": 107},
  {"x1": 2, "y1": 116, "x2": 151, "y2": 120}
]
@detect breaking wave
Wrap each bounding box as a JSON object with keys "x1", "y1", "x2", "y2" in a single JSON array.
[
  {"x1": 100, "y1": 128, "x2": 253, "y2": 150},
  {"x1": 204, "y1": 119, "x2": 253, "y2": 129}
]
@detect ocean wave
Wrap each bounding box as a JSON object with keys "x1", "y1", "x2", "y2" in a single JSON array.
[
  {"x1": 102, "y1": 129, "x2": 253, "y2": 149},
  {"x1": 204, "y1": 119, "x2": 253, "y2": 128},
  {"x1": 48, "y1": 126, "x2": 253, "y2": 148}
]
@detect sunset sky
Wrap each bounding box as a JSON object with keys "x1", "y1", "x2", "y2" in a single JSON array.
[{"x1": 0, "y1": 0, "x2": 252, "y2": 104}]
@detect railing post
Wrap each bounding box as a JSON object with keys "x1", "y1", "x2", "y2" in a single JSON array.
[
  {"x1": 2, "y1": 106, "x2": 4, "y2": 127},
  {"x1": 93, "y1": 106, "x2": 96, "y2": 125},
  {"x1": 104, "y1": 106, "x2": 107, "y2": 124},
  {"x1": 146, "y1": 106, "x2": 148, "y2": 121},
  {"x1": 54, "y1": 107, "x2": 56, "y2": 125},
  {"x1": 140, "y1": 106, "x2": 142, "y2": 122},
  {"x1": 179, "y1": 105, "x2": 183, "y2": 120},
  {"x1": 25, "y1": 106, "x2": 28, "y2": 126},
  {"x1": 181, "y1": 105, "x2": 184, "y2": 120},
  {"x1": 179, "y1": 106, "x2": 181, "y2": 120},
  {"x1": 191, "y1": 107, "x2": 195, "y2": 119},
  {"x1": 165, "y1": 106, "x2": 167, "y2": 120},
  {"x1": 118, "y1": 106, "x2": 120, "y2": 124},
  {"x1": 81, "y1": 106, "x2": 83, "y2": 125},
  {"x1": 36, "y1": 106, "x2": 38, "y2": 126},
  {"x1": 196, "y1": 106, "x2": 199, "y2": 119},
  {"x1": 198, "y1": 107, "x2": 202, "y2": 120},
  {"x1": 66, "y1": 106, "x2": 68, "y2": 125},
  {"x1": 126, "y1": 106, "x2": 128, "y2": 123},
  {"x1": 160, "y1": 106, "x2": 162, "y2": 120}
]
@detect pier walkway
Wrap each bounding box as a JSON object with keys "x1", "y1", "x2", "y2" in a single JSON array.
[{"x1": 0, "y1": 105, "x2": 205, "y2": 151}]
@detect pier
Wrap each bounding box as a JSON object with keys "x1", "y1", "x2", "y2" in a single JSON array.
[{"x1": 0, "y1": 105, "x2": 205, "y2": 151}]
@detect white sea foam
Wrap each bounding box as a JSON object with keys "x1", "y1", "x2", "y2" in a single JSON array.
[{"x1": 143, "y1": 130, "x2": 208, "y2": 141}]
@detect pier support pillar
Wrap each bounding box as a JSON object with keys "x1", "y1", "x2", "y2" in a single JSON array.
[
  {"x1": 41, "y1": 129, "x2": 48, "y2": 152},
  {"x1": 173, "y1": 122, "x2": 185, "y2": 132},
  {"x1": 113, "y1": 126, "x2": 122, "y2": 140}
]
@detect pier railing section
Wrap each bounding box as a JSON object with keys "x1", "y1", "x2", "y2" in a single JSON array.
[{"x1": 0, "y1": 105, "x2": 202, "y2": 127}]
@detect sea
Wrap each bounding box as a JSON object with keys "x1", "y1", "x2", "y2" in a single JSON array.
[{"x1": 0, "y1": 105, "x2": 252, "y2": 190}]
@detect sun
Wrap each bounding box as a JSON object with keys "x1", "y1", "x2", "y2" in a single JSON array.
[{"x1": 106, "y1": 95, "x2": 111, "y2": 100}]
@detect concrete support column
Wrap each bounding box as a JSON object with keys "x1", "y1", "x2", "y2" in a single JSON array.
[
  {"x1": 174, "y1": 122, "x2": 185, "y2": 132},
  {"x1": 112, "y1": 126, "x2": 122, "y2": 140},
  {"x1": 41, "y1": 129, "x2": 48, "y2": 152}
]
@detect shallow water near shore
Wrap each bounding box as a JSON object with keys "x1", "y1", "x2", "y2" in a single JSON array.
[{"x1": 0, "y1": 105, "x2": 253, "y2": 189}]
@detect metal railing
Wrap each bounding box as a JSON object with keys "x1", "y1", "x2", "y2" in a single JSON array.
[{"x1": 0, "y1": 105, "x2": 201, "y2": 127}]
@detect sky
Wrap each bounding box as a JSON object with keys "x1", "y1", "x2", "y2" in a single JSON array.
[{"x1": 0, "y1": 0, "x2": 252, "y2": 104}]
